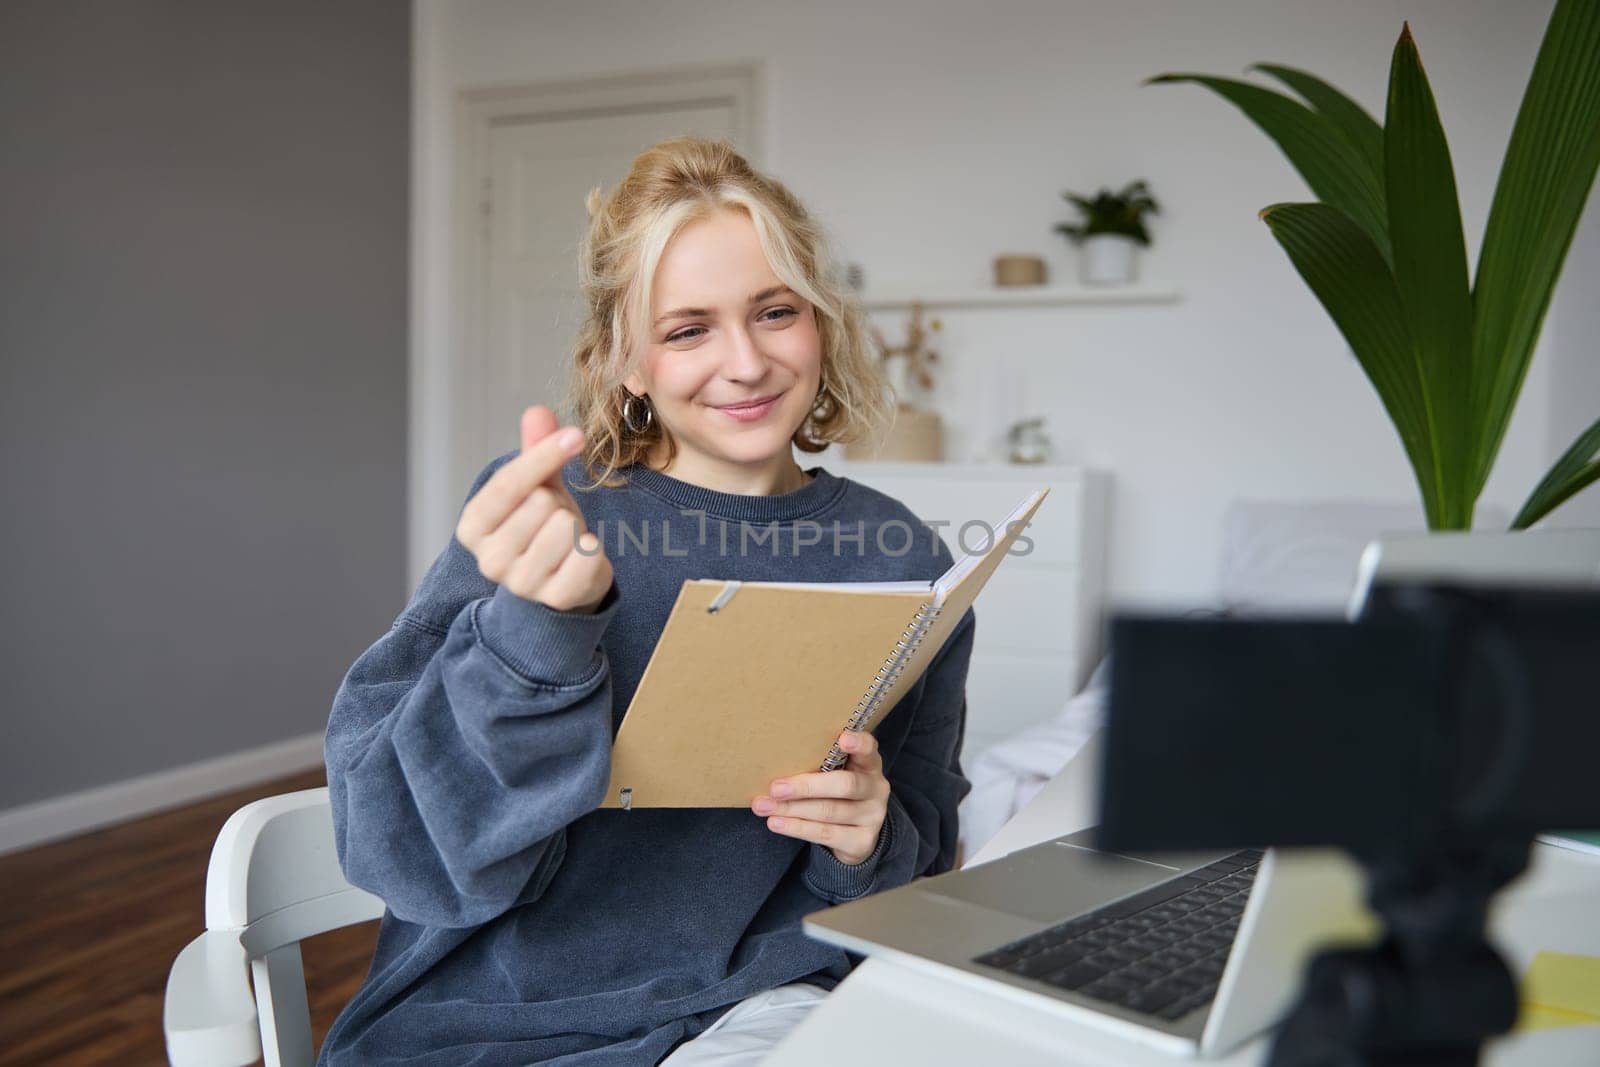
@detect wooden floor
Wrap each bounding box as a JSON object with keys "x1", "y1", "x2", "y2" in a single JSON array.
[{"x1": 0, "y1": 769, "x2": 379, "y2": 1066}]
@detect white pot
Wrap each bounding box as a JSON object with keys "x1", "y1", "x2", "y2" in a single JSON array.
[{"x1": 1079, "y1": 234, "x2": 1141, "y2": 286}]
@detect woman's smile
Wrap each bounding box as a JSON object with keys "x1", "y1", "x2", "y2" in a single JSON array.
[{"x1": 713, "y1": 390, "x2": 786, "y2": 422}]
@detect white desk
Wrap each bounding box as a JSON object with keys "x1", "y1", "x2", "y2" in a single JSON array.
[{"x1": 766, "y1": 732, "x2": 1600, "y2": 1066}]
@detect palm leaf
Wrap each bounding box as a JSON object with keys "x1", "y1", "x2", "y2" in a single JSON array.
[
  {"x1": 1384, "y1": 24, "x2": 1476, "y2": 529},
  {"x1": 1512, "y1": 416, "x2": 1600, "y2": 530},
  {"x1": 1469, "y1": 0, "x2": 1600, "y2": 498},
  {"x1": 1260, "y1": 202, "x2": 1441, "y2": 526},
  {"x1": 1251, "y1": 63, "x2": 1385, "y2": 179},
  {"x1": 1148, "y1": 73, "x2": 1390, "y2": 260}
]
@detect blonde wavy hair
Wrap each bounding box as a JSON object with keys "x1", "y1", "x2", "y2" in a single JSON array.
[{"x1": 562, "y1": 136, "x2": 893, "y2": 490}]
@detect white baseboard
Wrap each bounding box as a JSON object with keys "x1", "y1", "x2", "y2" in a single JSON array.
[{"x1": 0, "y1": 731, "x2": 326, "y2": 857}]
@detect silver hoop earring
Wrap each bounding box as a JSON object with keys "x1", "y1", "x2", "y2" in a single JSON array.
[{"x1": 622, "y1": 392, "x2": 654, "y2": 434}]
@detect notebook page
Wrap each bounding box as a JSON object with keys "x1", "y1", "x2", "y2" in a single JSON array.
[
  {"x1": 849, "y1": 487, "x2": 1050, "y2": 735},
  {"x1": 934, "y1": 489, "x2": 1049, "y2": 604}
]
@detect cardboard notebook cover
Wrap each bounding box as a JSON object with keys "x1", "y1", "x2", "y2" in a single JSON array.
[{"x1": 600, "y1": 488, "x2": 1049, "y2": 809}]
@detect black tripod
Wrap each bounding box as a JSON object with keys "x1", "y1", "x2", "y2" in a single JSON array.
[
  {"x1": 1099, "y1": 580, "x2": 1600, "y2": 1067},
  {"x1": 1269, "y1": 837, "x2": 1531, "y2": 1066},
  {"x1": 1272, "y1": 584, "x2": 1542, "y2": 1066}
]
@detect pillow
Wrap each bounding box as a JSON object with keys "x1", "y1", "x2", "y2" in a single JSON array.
[{"x1": 1215, "y1": 498, "x2": 1505, "y2": 615}]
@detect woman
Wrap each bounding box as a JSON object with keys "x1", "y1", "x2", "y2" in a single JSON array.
[{"x1": 320, "y1": 137, "x2": 977, "y2": 1065}]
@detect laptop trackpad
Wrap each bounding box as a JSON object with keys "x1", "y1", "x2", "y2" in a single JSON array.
[{"x1": 922, "y1": 843, "x2": 1181, "y2": 924}]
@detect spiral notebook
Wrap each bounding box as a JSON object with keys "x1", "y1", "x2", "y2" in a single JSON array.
[{"x1": 600, "y1": 488, "x2": 1049, "y2": 809}]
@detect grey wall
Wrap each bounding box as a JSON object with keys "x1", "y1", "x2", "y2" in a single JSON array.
[{"x1": 0, "y1": 1, "x2": 410, "y2": 808}]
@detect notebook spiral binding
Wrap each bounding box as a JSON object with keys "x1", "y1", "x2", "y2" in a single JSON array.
[{"x1": 820, "y1": 601, "x2": 944, "y2": 772}]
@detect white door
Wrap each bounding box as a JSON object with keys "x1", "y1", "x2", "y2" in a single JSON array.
[{"x1": 474, "y1": 102, "x2": 740, "y2": 485}]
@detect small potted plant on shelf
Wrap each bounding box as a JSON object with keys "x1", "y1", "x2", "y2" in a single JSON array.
[{"x1": 1055, "y1": 180, "x2": 1160, "y2": 286}]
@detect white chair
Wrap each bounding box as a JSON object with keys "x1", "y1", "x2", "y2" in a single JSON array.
[{"x1": 163, "y1": 788, "x2": 384, "y2": 1067}]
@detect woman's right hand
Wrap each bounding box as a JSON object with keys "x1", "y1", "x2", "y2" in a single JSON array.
[{"x1": 455, "y1": 405, "x2": 614, "y2": 614}]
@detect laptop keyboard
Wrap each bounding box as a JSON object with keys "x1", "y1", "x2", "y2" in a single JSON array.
[{"x1": 971, "y1": 850, "x2": 1262, "y2": 1023}]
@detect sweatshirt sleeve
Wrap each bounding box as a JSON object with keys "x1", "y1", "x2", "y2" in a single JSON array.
[
  {"x1": 323, "y1": 455, "x2": 621, "y2": 929},
  {"x1": 804, "y1": 606, "x2": 977, "y2": 904}
]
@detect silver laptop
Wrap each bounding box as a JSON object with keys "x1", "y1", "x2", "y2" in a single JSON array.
[{"x1": 804, "y1": 526, "x2": 1600, "y2": 1058}]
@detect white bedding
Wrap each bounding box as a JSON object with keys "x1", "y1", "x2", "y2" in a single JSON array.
[{"x1": 957, "y1": 658, "x2": 1108, "y2": 862}]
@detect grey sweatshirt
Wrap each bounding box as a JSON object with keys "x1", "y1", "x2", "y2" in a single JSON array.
[{"x1": 317, "y1": 454, "x2": 976, "y2": 1065}]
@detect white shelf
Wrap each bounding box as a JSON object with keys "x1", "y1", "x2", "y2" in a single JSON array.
[{"x1": 855, "y1": 282, "x2": 1180, "y2": 311}]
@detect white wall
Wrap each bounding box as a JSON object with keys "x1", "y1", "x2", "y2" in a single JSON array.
[
  {"x1": 416, "y1": 0, "x2": 1591, "y2": 607},
  {"x1": 1545, "y1": 200, "x2": 1600, "y2": 530}
]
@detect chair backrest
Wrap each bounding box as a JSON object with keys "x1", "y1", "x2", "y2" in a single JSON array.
[
  {"x1": 207, "y1": 786, "x2": 384, "y2": 952},
  {"x1": 208, "y1": 787, "x2": 384, "y2": 1067}
]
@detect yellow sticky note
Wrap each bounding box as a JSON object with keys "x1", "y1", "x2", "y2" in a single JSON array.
[
  {"x1": 1517, "y1": 951, "x2": 1600, "y2": 1031},
  {"x1": 1519, "y1": 1002, "x2": 1595, "y2": 1031}
]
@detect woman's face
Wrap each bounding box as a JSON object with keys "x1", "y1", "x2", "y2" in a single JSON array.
[{"x1": 624, "y1": 208, "x2": 822, "y2": 472}]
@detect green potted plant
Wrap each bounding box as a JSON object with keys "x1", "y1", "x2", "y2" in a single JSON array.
[
  {"x1": 1055, "y1": 180, "x2": 1160, "y2": 286},
  {"x1": 1149, "y1": 0, "x2": 1599, "y2": 531}
]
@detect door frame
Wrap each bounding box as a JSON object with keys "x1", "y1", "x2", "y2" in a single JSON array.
[{"x1": 410, "y1": 59, "x2": 765, "y2": 590}]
